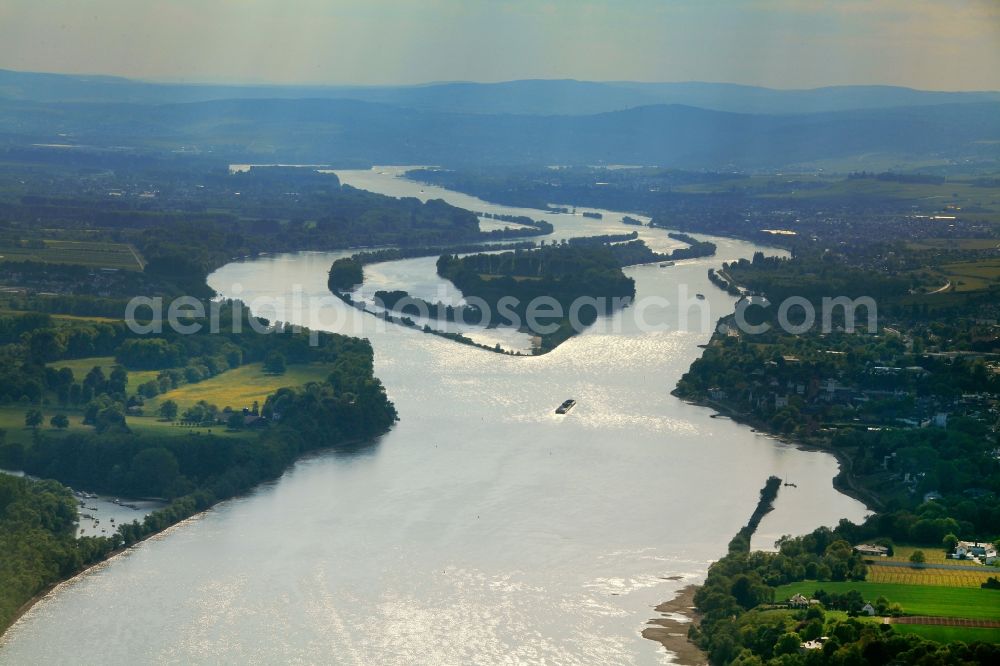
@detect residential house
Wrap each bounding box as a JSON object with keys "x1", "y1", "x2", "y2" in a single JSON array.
[
  {"x1": 853, "y1": 544, "x2": 889, "y2": 557},
  {"x1": 953, "y1": 541, "x2": 998, "y2": 564},
  {"x1": 787, "y1": 593, "x2": 810, "y2": 608}
]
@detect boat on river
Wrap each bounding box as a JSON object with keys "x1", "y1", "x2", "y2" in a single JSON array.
[{"x1": 555, "y1": 399, "x2": 576, "y2": 414}]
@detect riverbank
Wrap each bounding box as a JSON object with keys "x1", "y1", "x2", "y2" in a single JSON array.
[
  {"x1": 671, "y1": 388, "x2": 884, "y2": 513},
  {"x1": 642, "y1": 585, "x2": 707, "y2": 665},
  {"x1": 1, "y1": 431, "x2": 375, "y2": 640},
  {"x1": 1, "y1": 510, "x2": 200, "y2": 639},
  {"x1": 644, "y1": 477, "x2": 782, "y2": 662}
]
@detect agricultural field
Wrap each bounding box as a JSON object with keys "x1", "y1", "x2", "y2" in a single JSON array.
[
  {"x1": 145, "y1": 362, "x2": 334, "y2": 412},
  {"x1": 774, "y1": 581, "x2": 1000, "y2": 621},
  {"x1": 908, "y1": 238, "x2": 1000, "y2": 251},
  {"x1": 935, "y1": 258, "x2": 1000, "y2": 292},
  {"x1": 48, "y1": 356, "x2": 160, "y2": 388},
  {"x1": 48, "y1": 313, "x2": 122, "y2": 324},
  {"x1": 884, "y1": 545, "x2": 951, "y2": 565},
  {"x1": 891, "y1": 624, "x2": 1000, "y2": 644},
  {"x1": 0, "y1": 308, "x2": 119, "y2": 324},
  {"x1": 867, "y1": 564, "x2": 998, "y2": 588},
  {"x1": 673, "y1": 174, "x2": 1000, "y2": 216},
  {"x1": 0, "y1": 240, "x2": 144, "y2": 270}
]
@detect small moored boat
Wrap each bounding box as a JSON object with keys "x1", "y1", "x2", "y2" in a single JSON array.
[{"x1": 555, "y1": 399, "x2": 576, "y2": 414}]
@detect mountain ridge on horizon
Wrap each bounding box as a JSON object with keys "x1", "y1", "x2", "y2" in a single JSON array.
[
  {"x1": 2, "y1": 90, "x2": 997, "y2": 171},
  {"x1": 2, "y1": 67, "x2": 999, "y2": 116}
]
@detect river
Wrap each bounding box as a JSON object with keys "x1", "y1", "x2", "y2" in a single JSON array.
[{"x1": 0, "y1": 168, "x2": 869, "y2": 664}]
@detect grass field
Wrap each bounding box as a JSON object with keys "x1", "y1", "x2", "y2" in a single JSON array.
[
  {"x1": 821, "y1": 610, "x2": 880, "y2": 624},
  {"x1": 867, "y1": 564, "x2": 998, "y2": 588},
  {"x1": 0, "y1": 240, "x2": 143, "y2": 270},
  {"x1": 0, "y1": 308, "x2": 120, "y2": 324},
  {"x1": 884, "y1": 546, "x2": 951, "y2": 565},
  {"x1": 908, "y1": 239, "x2": 1000, "y2": 251},
  {"x1": 892, "y1": 624, "x2": 1000, "y2": 644},
  {"x1": 936, "y1": 259, "x2": 1000, "y2": 292},
  {"x1": 48, "y1": 356, "x2": 160, "y2": 388},
  {"x1": 146, "y1": 362, "x2": 334, "y2": 412},
  {"x1": 0, "y1": 405, "x2": 254, "y2": 446},
  {"x1": 49, "y1": 313, "x2": 122, "y2": 324},
  {"x1": 4, "y1": 360, "x2": 335, "y2": 446},
  {"x1": 774, "y1": 581, "x2": 1000, "y2": 621}
]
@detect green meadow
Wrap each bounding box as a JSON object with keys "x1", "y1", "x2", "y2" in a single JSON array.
[{"x1": 774, "y1": 581, "x2": 1000, "y2": 621}]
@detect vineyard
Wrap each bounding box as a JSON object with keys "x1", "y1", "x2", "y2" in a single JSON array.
[
  {"x1": 0, "y1": 240, "x2": 144, "y2": 270},
  {"x1": 868, "y1": 564, "x2": 998, "y2": 588}
]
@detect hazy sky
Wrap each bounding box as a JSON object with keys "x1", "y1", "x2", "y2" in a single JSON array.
[{"x1": 1, "y1": 0, "x2": 998, "y2": 90}]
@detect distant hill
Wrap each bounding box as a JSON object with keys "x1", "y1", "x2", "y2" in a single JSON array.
[
  {"x1": 2, "y1": 93, "x2": 997, "y2": 170},
  {"x1": 2, "y1": 68, "x2": 999, "y2": 115}
]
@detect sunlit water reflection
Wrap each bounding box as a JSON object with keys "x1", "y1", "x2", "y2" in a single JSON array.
[{"x1": 0, "y1": 168, "x2": 869, "y2": 665}]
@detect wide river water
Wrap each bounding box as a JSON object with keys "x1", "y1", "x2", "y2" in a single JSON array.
[{"x1": 0, "y1": 168, "x2": 869, "y2": 664}]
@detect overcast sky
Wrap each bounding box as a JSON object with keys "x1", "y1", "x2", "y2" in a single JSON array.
[{"x1": 1, "y1": 0, "x2": 998, "y2": 90}]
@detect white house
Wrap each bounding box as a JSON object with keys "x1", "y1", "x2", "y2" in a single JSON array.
[
  {"x1": 953, "y1": 541, "x2": 998, "y2": 564},
  {"x1": 861, "y1": 603, "x2": 876, "y2": 616}
]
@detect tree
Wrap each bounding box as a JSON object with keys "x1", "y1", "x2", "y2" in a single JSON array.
[
  {"x1": 27, "y1": 329, "x2": 66, "y2": 362},
  {"x1": 24, "y1": 409, "x2": 43, "y2": 429},
  {"x1": 774, "y1": 632, "x2": 802, "y2": 656},
  {"x1": 158, "y1": 400, "x2": 178, "y2": 421},
  {"x1": 68, "y1": 383, "x2": 82, "y2": 405},
  {"x1": 942, "y1": 533, "x2": 958, "y2": 552},
  {"x1": 128, "y1": 447, "x2": 179, "y2": 496},
  {"x1": 56, "y1": 367, "x2": 74, "y2": 386},
  {"x1": 875, "y1": 595, "x2": 890, "y2": 616},
  {"x1": 909, "y1": 550, "x2": 926, "y2": 564},
  {"x1": 94, "y1": 405, "x2": 127, "y2": 434},
  {"x1": 108, "y1": 366, "x2": 128, "y2": 394},
  {"x1": 83, "y1": 366, "x2": 106, "y2": 392},
  {"x1": 264, "y1": 351, "x2": 287, "y2": 375},
  {"x1": 227, "y1": 412, "x2": 244, "y2": 430},
  {"x1": 49, "y1": 414, "x2": 69, "y2": 429}
]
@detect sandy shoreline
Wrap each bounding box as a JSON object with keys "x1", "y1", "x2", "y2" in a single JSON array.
[{"x1": 642, "y1": 584, "x2": 707, "y2": 665}]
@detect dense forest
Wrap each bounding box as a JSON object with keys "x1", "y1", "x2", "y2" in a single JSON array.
[
  {"x1": 0, "y1": 475, "x2": 79, "y2": 631},
  {"x1": 326, "y1": 241, "x2": 537, "y2": 293},
  {"x1": 436, "y1": 243, "x2": 636, "y2": 352}
]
